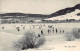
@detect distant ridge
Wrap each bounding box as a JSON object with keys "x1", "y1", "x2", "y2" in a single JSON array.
[{"x1": 0, "y1": 12, "x2": 49, "y2": 18}]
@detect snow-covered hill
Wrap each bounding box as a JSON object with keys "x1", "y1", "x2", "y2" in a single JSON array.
[{"x1": 45, "y1": 9, "x2": 80, "y2": 21}]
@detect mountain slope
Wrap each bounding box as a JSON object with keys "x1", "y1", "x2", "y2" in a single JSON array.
[
  {"x1": 45, "y1": 9, "x2": 80, "y2": 20},
  {"x1": 50, "y1": 4, "x2": 80, "y2": 17}
]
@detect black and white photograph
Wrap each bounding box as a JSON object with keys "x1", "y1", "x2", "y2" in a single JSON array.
[{"x1": 0, "y1": 0, "x2": 80, "y2": 51}]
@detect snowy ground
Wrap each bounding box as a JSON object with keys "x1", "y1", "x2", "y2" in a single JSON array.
[{"x1": 0, "y1": 23, "x2": 80, "y2": 51}]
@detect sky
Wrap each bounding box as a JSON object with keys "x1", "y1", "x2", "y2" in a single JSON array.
[{"x1": 0, "y1": 0, "x2": 80, "y2": 14}]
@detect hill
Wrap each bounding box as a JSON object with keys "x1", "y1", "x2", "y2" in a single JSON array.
[
  {"x1": 50, "y1": 4, "x2": 80, "y2": 17},
  {"x1": 45, "y1": 9, "x2": 80, "y2": 21}
]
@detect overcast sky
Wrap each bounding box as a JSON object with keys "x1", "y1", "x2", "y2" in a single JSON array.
[{"x1": 0, "y1": 0, "x2": 80, "y2": 14}]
